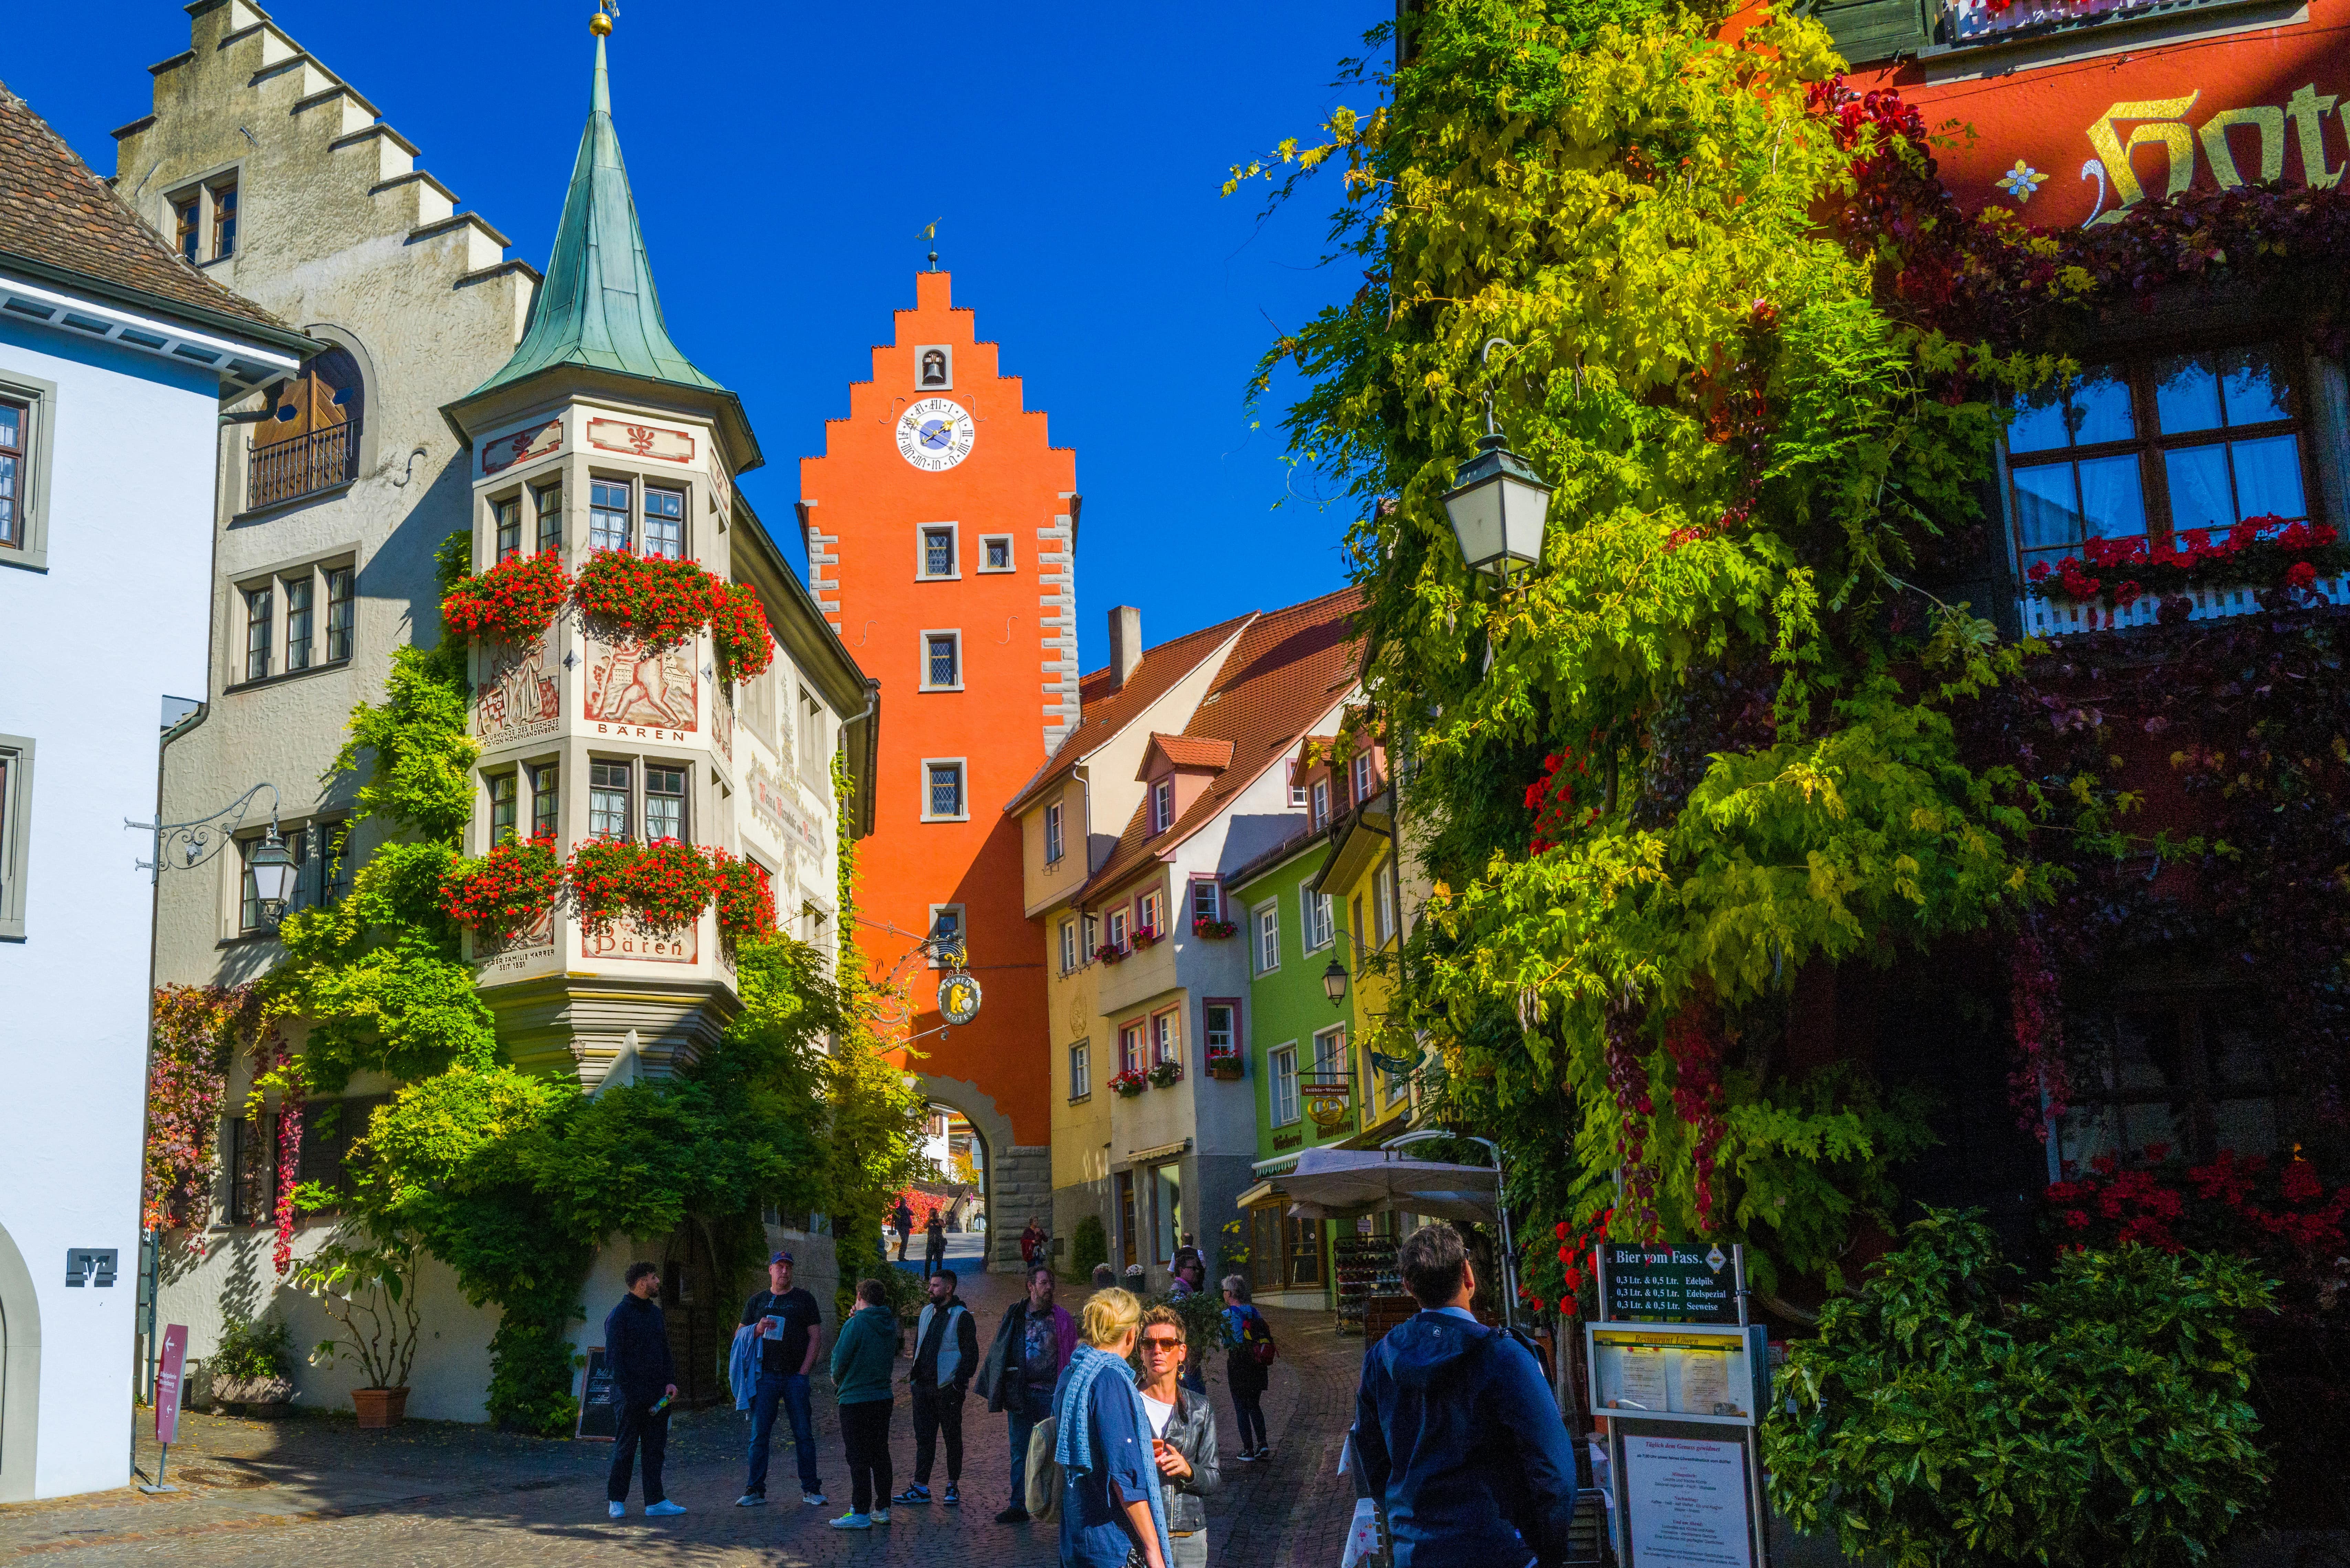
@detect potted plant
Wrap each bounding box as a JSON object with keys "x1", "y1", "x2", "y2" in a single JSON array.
[
  {"x1": 1191, "y1": 917, "x2": 1238, "y2": 939},
  {"x1": 292, "y1": 1231, "x2": 424, "y2": 1428},
  {"x1": 1205, "y1": 1051, "x2": 1244, "y2": 1081},
  {"x1": 206, "y1": 1312, "x2": 297, "y2": 1416},
  {"x1": 1109, "y1": 1068, "x2": 1148, "y2": 1098},
  {"x1": 1095, "y1": 942, "x2": 1127, "y2": 966},
  {"x1": 1148, "y1": 1059, "x2": 1185, "y2": 1089},
  {"x1": 1132, "y1": 925, "x2": 1162, "y2": 948}
]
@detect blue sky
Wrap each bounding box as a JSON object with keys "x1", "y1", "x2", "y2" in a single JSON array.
[{"x1": 13, "y1": 0, "x2": 1388, "y2": 675}]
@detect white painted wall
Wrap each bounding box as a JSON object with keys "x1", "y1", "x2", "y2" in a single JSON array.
[{"x1": 0, "y1": 316, "x2": 222, "y2": 1500}]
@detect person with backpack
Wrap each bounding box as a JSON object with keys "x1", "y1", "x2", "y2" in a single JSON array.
[
  {"x1": 978, "y1": 1262, "x2": 1076, "y2": 1524},
  {"x1": 1354, "y1": 1224, "x2": 1578, "y2": 1568},
  {"x1": 826, "y1": 1278, "x2": 899, "y2": 1531},
  {"x1": 1220, "y1": 1275, "x2": 1274, "y2": 1461}
]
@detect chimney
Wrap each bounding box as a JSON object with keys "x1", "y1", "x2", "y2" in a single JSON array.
[{"x1": 1109, "y1": 605, "x2": 1142, "y2": 691}]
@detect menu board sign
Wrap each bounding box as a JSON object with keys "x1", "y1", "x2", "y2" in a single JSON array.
[
  {"x1": 1623, "y1": 1433, "x2": 1755, "y2": 1566},
  {"x1": 1602, "y1": 1243, "x2": 1740, "y2": 1324}
]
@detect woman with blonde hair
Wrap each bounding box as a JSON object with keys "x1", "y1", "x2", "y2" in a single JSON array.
[
  {"x1": 1051, "y1": 1288, "x2": 1170, "y2": 1568},
  {"x1": 1134, "y1": 1305, "x2": 1221, "y2": 1566}
]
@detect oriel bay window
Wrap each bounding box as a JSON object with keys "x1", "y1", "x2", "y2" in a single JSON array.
[
  {"x1": 494, "y1": 494, "x2": 523, "y2": 562},
  {"x1": 535, "y1": 482, "x2": 564, "y2": 556},
  {"x1": 589, "y1": 760, "x2": 632, "y2": 839},
  {"x1": 2009, "y1": 344, "x2": 2315, "y2": 579},
  {"x1": 489, "y1": 772, "x2": 519, "y2": 846}
]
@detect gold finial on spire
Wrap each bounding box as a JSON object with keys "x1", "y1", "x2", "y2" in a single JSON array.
[{"x1": 590, "y1": 0, "x2": 615, "y2": 35}]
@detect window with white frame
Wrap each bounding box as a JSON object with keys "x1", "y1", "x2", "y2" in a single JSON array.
[
  {"x1": 1203, "y1": 1001, "x2": 1238, "y2": 1057},
  {"x1": 535, "y1": 481, "x2": 564, "y2": 556},
  {"x1": 285, "y1": 573, "x2": 314, "y2": 672},
  {"x1": 1286, "y1": 759, "x2": 1307, "y2": 809},
  {"x1": 1152, "y1": 1008, "x2": 1181, "y2": 1066},
  {"x1": 1353, "y1": 752, "x2": 1373, "y2": 806},
  {"x1": 1069, "y1": 1040, "x2": 1091, "y2": 1100},
  {"x1": 1302, "y1": 886, "x2": 1334, "y2": 951},
  {"x1": 1254, "y1": 900, "x2": 1280, "y2": 974},
  {"x1": 1108, "y1": 907, "x2": 1129, "y2": 952},
  {"x1": 799, "y1": 691, "x2": 830, "y2": 794},
  {"x1": 1044, "y1": 800, "x2": 1065, "y2": 864},
  {"x1": 1270, "y1": 1044, "x2": 1300, "y2": 1126},
  {"x1": 589, "y1": 479, "x2": 632, "y2": 552},
  {"x1": 1059, "y1": 917, "x2": 1078, "y2": 974},
  {"x1": 1151, "y1": 778, "x2": 1174, "y2": 834},
  {"x1": 924, "y1": 759, "x2": 968, "y2": 820},
  {"x1": 324, "y1": 566, "x2": 354, "y2": 662},
  {"x1": 920, "y1": 525, "x2": 957, "y2": 578},
  {"x1": 1312, "y1": 778, "x2": 1330, "y2": 828},
  {"x1": 489, "y1": 771, "x2": 519, "y2": 846},
  {"x1": 494, "y1": 494, "x2": 523, "y2": 562},
  {"x1": 645, "y1": 764, "x2": 688, "y2": 842},
  {"x1": 1121, "y1": 1020, "x2": 1145, "y2": 1074},
  {"x1": 589, "y1": 759, "x2": 633, "y2": 839},
  {"x1": 1083, "y1": 912, "x2": 1099, "y2": 958},
  {"x1": 531, "y1": 762, "x2": 560, "y2": 840},
  {"x1": 243, "y1": 584, "x2": 273, "y2": 681},
  {"x1": 1190, "y1": 879, "x2": 1219, "y2": 928},
  {"x1": 1311, "y1": 1023, "x2": 1346, "y2": 1082},
  {"x1": 0, "y1": 378, "x2": 55, "y2": 570},
  {"x1": 1375, "y1": 866, "x2": 1396, "y2": 946},
  {"x1": 928, "y1": 904, "x2": 965, "y2": 966},
  {"x1": 643, "y1": 485, "x2": 685, "y2": 560},
  {"x1": 1137, "y1": 889, "x2": 1163, "y2": 938},
  {"x1": 922, "y1": 631, "x2": 962, "y2": 690},
  {"x1": 0, "y1": 734, "x2": 30, "y2": 940},
  {"x1": 979, "y1": 534, "x2": 1014, "y2": 572}
]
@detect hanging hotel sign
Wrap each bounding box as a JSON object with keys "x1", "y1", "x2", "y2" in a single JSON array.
[
  {"x1": 938, "y1": 971, "x2": 982, "y2": 1025},
  {"x1": 1843, "y1": 0, "x2": 2350, "y2": 232}
]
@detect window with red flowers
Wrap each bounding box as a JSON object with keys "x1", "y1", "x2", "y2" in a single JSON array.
[
  {"x1": 2055, "y1": 995, "x2": 2286, "y2": 1172},
  {"x1": 2007, "y1": 343, "x2": 2318, "y2": 579}
]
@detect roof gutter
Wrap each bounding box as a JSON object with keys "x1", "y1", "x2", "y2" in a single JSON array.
[{"x1": 0, "y1": 246, "x2": 313, "y2": 358}]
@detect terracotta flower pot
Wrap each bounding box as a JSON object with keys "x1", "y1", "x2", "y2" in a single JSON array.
[{"x1": 351, "y1": 1386, "x2": 409, "y2": 1428}]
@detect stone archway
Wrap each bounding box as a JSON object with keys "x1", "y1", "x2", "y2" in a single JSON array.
[
  {"x1": 903, "y1": 1072, "x2": 1048, "y2": 1273},
  {"x1": 0, "y1": 1218, "x2": 40, "y2": 1503}
]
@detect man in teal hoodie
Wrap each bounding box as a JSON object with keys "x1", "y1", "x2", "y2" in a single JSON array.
[{"x1": 827, "y1": 1277, "x2": 899, "y2": 1530}]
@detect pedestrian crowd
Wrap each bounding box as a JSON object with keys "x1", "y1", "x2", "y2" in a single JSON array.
[{"x1": 599, "y1": 1217, "x2": 1581, "y2": 1568}]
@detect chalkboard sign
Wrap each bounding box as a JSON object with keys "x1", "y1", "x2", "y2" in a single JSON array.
[
  {"x1": 576, "y1": 1346, "x2": 618, "y2": 1441},
  {"x1": 1600, "y1": 1243, "x2": 1741, "y2": 1324}
]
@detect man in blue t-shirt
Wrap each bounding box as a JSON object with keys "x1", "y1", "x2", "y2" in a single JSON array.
[{"x1": 736, "y1": 1251, "x2": 826, "y2": 1508}]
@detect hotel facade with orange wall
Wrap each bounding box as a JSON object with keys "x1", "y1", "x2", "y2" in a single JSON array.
[{"x1": 799, "y1": 271, "x2": 1078, "y2": 1266}]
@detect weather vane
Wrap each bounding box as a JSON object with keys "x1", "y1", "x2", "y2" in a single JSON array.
[
  {"x1": 590, "y1": 0, "x2": 617, "y2": 35},
  {"x1": 921, "y1": 218, "x2": 940, "y2": 272}
]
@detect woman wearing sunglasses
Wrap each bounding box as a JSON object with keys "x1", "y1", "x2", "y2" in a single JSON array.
[{"x1": 1134, "y1": 1305, "x2": 1221, "y2": 1566}]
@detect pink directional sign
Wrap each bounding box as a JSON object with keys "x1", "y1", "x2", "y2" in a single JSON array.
[{"x1": 155, "y1": 1324, "x2": 188, "y2": 1446}]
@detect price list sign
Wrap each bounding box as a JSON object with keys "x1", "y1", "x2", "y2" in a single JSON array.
[{"x1": 1601, "y1": 1243, "x2": 1741, "y2": 1324}]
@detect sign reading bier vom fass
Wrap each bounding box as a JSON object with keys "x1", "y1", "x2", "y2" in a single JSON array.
[{"x1": 1600, "y1": 1241, "x2": 1740, "y2": 1324}]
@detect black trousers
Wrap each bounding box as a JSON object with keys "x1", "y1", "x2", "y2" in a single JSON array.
[
  {"x1": 840, "y1": 1397, "x2": 894, "y2": 1514},
  {"x1": 606, "y1": 1398, "x2": 669, "y2": 1504},
  {"x1": 910, "y1": 1381, "x2": 965, "y2": 1485}
]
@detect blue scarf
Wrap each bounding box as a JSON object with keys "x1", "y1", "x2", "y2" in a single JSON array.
[{"x1": 1055, "y1": 1344, "x2": 1171, "y2": 1565}]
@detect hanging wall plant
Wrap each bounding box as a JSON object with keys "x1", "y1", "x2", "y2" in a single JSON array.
[
  {"x1": 708, "y1": 581, "x2": 778, "y2": 684},
  {"x1": 572, "y1": 549, "x2": 715, "y2": 652},
  {"x1": 626, "y1": 839, "x2": 722, "y2": 935},
  {"x1": 440, "y1": 834, "x2": 563, "y2": 944},
  {"x1": 439, "y1": 552, "x2": 573, "y2": 647},
  {"x1": 566, "y1": 838, "x2": 639, "y2": 936},
  {"x1": 1148, "y1": 1059, "x2": 1185, "y2": 1089},
  {"x1": 713, "y1": 850, "x2": 776, "y2": 939}
]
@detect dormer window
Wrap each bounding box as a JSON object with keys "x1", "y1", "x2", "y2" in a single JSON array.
[
  {"x1": 1312, "y1": 778, "x2": 1329, "y2": 828},
  {"x1": 1151, "y1": 778, "x2": 1174, "y2": 834},
  {"x1": 1352, "y1": 752, "x2": 1373, "y2": 805}
]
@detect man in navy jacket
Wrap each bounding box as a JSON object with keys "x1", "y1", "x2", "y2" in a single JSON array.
[
  {"x1": 605, "y1": 1261, "x2": 683, "y2": 1519},
  {"x1": 1354, "y1": 1224, "x2": 1577, "y2": 1568}
]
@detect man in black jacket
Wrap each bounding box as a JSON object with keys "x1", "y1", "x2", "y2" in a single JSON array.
[
  {"x1": 898, "y1": 1267, "x2": 979, "y2": 1506},
  {"x1": 976, "y1": 1264, "x2": 1073, "y2": 1524},
  {"x1": 604, "y1": 1261, "x2": 683, "y2": 1519}
]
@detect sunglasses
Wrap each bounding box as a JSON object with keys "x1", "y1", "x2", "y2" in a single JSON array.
[{"x1": 1140, "y1": 1335, "x2": 1185, "y2": 1351}]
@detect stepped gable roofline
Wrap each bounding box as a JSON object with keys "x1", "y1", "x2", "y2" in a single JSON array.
[
  {"x1": 1002, "y1": 610, "x2": 1256, "y2": 814},
  {"x1": 453, "y1": 33, "x2": 758, "y2": 470},
  {"x1": 813, "y1": 272, "x2": 1076, "y2": 459},
  {"x1": 1139, "y1": 733, "x2": 1233, "y2": 779},
  {"x1": 0, "y1": 79, "x2": 303, "y2": 352},
  {"x1": 1078, "y1": 583, "x2": 1366, "y2": 906}
]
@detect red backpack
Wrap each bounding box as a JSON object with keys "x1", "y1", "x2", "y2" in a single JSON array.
[{"x1": 1242, "y1": 1309, "x2": 1278, "y2": 1366}]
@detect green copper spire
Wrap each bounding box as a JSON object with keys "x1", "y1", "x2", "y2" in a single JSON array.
[{"x1": 470, "y1": 32, "x2": 719, "y2": 397}]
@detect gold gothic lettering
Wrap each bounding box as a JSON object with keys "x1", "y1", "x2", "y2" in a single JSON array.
[
  {"x1": 2087, "y1": 93, "x2": 2200, "y2": 224},
  {"x1": 2288, "y1": 86, "x2": 2343, "y2": 190},
  {"x1": 2200, "y1": 105, "x2": 2286, "y2": 189}
]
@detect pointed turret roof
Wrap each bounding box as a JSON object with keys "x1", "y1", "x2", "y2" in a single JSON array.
[{"x1": 470, "y1": 33, "x2": 717, "y2": 398}]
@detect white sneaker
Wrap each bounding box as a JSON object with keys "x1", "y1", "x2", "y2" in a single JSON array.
[
  {"x1": 607, "y1": 1501, "x2": 626, "y2": 1519},
  {"x1": 802, "y1": 1491, "x2": 829, "y2": 1507},
  {"x1": 645, "y1": 1500, "x2": 686, "y2": 1517},
  {"x1": 870, "y1": 1506, "x2": 891, "y2": 1524},
  {"x1": 829, "y1": 1511, "x2": 872, "y2": 1530},
  {"x1": 735, "y1": 1493, "x2": 766, "y2": 1507}
]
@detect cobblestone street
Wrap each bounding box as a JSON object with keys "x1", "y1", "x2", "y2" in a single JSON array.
[{"x1": 0, "y1": 1269, "x2": 1368, "y2": 1567}]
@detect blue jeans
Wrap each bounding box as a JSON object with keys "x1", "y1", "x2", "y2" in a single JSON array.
[
  {"x1": 1006, "y1": 1409, "x2": 1039, "y2": 1509},
  {"x1": 745, "y1": 1371, "x2": 820, "y2": 1496}
]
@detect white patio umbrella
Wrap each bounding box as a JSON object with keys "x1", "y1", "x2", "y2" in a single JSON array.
[{"x1": 1274, "y1": 1146, "x2": 1501, "y2": 1224}]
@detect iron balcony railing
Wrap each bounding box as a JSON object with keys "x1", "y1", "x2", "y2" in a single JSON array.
[{"x1": 248, "y1": 421, "x2": 357, "y2": 511}]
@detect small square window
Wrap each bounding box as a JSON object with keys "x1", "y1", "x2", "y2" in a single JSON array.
[
  {"x1": 644, "y1": 486, "x2": 685, "y2": 560},
  {"x1": 979, "y1": 534, "x2": 1014, "y2": 572},
  {"x1": 924, "y1": 632, "x2": 961, "y2": 689},
  {"x1": 925, "y1": 760, "x2": 967, "y2": 820},
  {"x1": 929, "y1": 904, "x2": 966, "y2": 967},
  {"x1": 921, "y1": 526, "x2": 957, "y2": 578},
  {"x1": 645, "y1": 765, "x2": 688, "y2": 842},
  {"x1": 1286, "y1": 760, "x2": 1307, "y2": 809},
  {"x1": 589, "y1": 759, "x2": 632, "y2": 839}
]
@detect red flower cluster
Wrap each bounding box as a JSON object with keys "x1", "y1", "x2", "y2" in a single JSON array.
[
  {"x1": 573, "y1": 549, "x2": 715, "y2": 653},
  {"x1": 439, "y1": 551, "x2": 573, "y2": 647},
  {"x1": 623, "y1": 838, "x2": 723, "y2": 936},
  {"x1": 712, "y1": 849, "x2": 776, "y2": 939},
  {"x1": 566, "y1": 837, "x2": 639, "y2": 935},
  {"x1": 440, "y1": 833, "x2": 562, "y2": 943},
  {"x1": 706, "y1": 581, "x2": 778, "y2": 683},
  {"x1": 1525, "y1": 740, "x2": 1599, "y2": 853},
  {"x1": 1191, "y1": 918, "x2": 1238, "y2": 939},
  {"x1": 1109, "y1": 1068, "x2": 1147, "y2": 1097},
  {"x1": 2047, "y1": 1146, "x2": 2348, "y2": 1261},
  {"x1": 1548, "y1": 1207, "x2": 1616, "y2": 1318},
  {"x1": 2025, "y1": 517, "x2": 2345, "y2": 605},
  {"x1": 1095, "y1": 943, "x2": 1127, "y2": 965}
]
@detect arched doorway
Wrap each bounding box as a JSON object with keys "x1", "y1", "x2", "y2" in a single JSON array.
[
  {"x1": 900, "y1": 1073, "x2": 1049, "y2": 1272},
  {"x1": 0, "y1": 1218, "x2": 40, "y2": 1503}
]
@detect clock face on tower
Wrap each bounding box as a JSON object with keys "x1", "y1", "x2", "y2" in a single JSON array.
[{"x1": 896, "y1": 398, "x2": 976, "y2": 472}]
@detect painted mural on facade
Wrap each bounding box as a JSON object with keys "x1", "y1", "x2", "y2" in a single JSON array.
[
  {"x1": 585, "y1": 636, "x2": 698, "y2": 735},
  {"x1": 476, "y1": 635, "x2": 561, "y2": 745}
]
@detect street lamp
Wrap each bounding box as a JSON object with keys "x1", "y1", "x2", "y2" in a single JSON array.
[
  {"x1": 1322, "y1": 956, "x2": 1349, "y2": 1007},
  {"x1": 127, "y1": 781, "x2": 297, "y2": 926},
  {"x1": 1440, "y1": 338, "x2": 1554, "y2": 581},
  {"x1": 245, "y1": 827, "x2": 300, "y2": 923}
]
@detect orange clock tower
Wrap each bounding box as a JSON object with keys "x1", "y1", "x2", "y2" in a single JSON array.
[{"x1": 799, "y1": 270, "x2": 1075, "y2": 1267}]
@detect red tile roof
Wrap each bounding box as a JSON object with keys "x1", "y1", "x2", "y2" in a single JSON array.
[
  {"x1": 0, "y1": 79, "x2": 292, "y2": 335},
  {"x1": 1003, "y1": 610, "x2": 1256, "y2": 813},
  {"x1": 1081, "y1": 584, "x2": 1366, "y2": 905},
  {"x1": 1139, "y1": 733, "x2": 1234, "y2": 776}
]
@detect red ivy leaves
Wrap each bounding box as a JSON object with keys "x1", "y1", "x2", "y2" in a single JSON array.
[
  {"x1": 1664, "y1": 1004, "x2": 1729, "y2": 1232},
  {"x1": 143, "y1": 984, "x2": 262, "y2": 1239},
  {"x1": 440, "y1": 551, "x2": 573, "y2": 646}
]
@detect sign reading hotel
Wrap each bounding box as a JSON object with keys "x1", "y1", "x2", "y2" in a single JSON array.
[
  {"x1": 748, "y1": 759, "x2": 823, "y2": 855},
  {"x1": 1850, "y1": 3, "x2": 2350, "y2": 231},
  {"x1": 585, "y1": 637, "x2": 698, "y2": 738}
]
